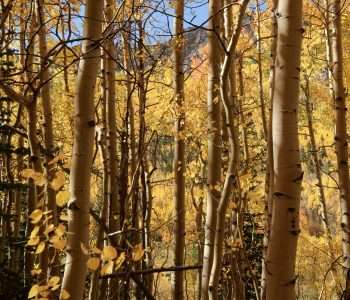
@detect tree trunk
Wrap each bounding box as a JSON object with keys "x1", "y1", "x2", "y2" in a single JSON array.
[
  {"x1": 266, "y1": 1, "x2": 303, "y2": 299},
  {"x1": 61, "y1": 1, "x2": 103, "y2": 299},
  {"x1": 105, "y1": 0, "x2": 119, "y2": 234},
  {"x1": 201, "y1": 0, "x2": 222, "y2": 299},
  {"x1": 330, "y1": 0, "x2": 350, "y2": 295},
  {"x1": 172, "y1": 1, "x2": 186, "y2": 299},
  {"x1": 261, "y1": 1, "x2": 278, "y2": 298},
  {"x1": 208, "y1": 2, "x2": 249, "y2": 299}
]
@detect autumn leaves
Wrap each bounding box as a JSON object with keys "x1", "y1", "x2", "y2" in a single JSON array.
[{"x1": 84, "y1": 243, "x2": 143, "y2": 275}]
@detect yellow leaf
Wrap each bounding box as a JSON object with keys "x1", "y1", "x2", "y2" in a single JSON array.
[
  {"x1": 115, "y1": 252, "x2": 126, "y2": 270},
  {"x1": 100, "y1": 260, "x2": 114, "y2": 275},
  {"x1": 48, "y1": 153, "x2": 65, "y2": 165},
  {"x1": 21, "y1": 168, "x2": 35, "y2": 178},
  {"x1": 29, "y1": 209, "x2": 43, "y2": 224},
  {"x1": 30, "y1": 226, "x2": 40, "y2": 238},
  {"x1": 27, "y1": 236, "x2": 40, "y2": 246},
  {"x1": 39, "y1": 287, "x2": 49, "y2": 297},
  {"x1": 50, "y1": 236, "x2": 66, "y2": 250},
  {"x1": 44, "y1": 224, "x2": 55, "y2": 236},
  {"x1": 87, "y1": 257, "x2": 100, "y2": 271},
  {"x1": 247, "y1": 189, "x2": 264, "y2": 199},
  {"x1": 21, "y1": 169, "x2": 47, "y2": 186},
  {"x1": 50, "y1": 172, "x2": 65, "y2": 191},
  {"x1": 35, "y1": 242, "x2": 45, "y2": 254},
  {"x1": 28, "y1": 284, "x2": 39, "y2": 298},
  {"x1": 51, "y1": 284, "x2": 60, "y2": 291},
  {"x1": 56, "y1": 191, "x2": 70, "y2": 207},
  {"x1": 60, "y1": 289, "x2": 70, "y2": 299},
  {"x1": 32, "y1": 172, "x2": 47, "y2": 186},
  {"x1": 55, "y1": 223, "x2": 66, "y2": 237},
  {"x1": 48, "y1": 276, "x2": 60, "y2": 287},
  {"x1": 132, "y1": 243, "x2": 145, "y2": 262},
  {"x1": 91, "y1": 247, "x2": 102, "y2": 254},
  {"x1": 59, "y1": 213, "x2": 70, "y2": 222},
  {"x1": 102, "y1": 245, "x2": 117, "y2": 261}
]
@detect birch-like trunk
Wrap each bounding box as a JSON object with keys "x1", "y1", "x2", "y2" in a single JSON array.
[
  {"x1": 208, "y1": 2, "x2": 249, "y2": 299},
  {"x1": 330, "y1": 0, "x2": 350, "y2": 295},
  {"x1": 61, "y1": 1, "x2": 103, "y2": 299},
  {"x1": 261, "y1": 1, "x2": 278, "y2": 298},
  {"x1": 201, "y1": 1, "x2": 222, "y2": 299},
  {"x1": 266, "y1": 1, "x2": 303, "y2": 299}
]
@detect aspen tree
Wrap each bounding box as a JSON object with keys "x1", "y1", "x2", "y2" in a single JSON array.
[
  {"x1": 36, "y1": 0, "x2": 56, "y2": 219},
  {"x1": 266, "y1": 0, "x2": 303, "y2": 299},
  {"x1": 172, "y1": 0, "x2": 186, "y2": 299},
  {"x1": 261, "y1": 1, "x2": 278, "y2": 298},
  {"x1": 61, "y1": 1, "x2": 103, "y2": 299},
  {"x1": 329, "y1": 0, "x2": 350, "y2": 295},
  {"x1": 105, "y1": 0, "x2": 119, "y2": 234},
  {"x1": 36, "y1": 0, "x2": 57, "y2": 279},
  {"x1": 208, "y1": 2, "x2": 249, "y2": 299},
  {"x1": 201, "y1": 0, "x2": 222, "y2": 298}
]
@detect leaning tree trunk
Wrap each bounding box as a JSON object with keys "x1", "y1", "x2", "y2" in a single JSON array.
[
  {"x1": 330, "y1": 0, "x2": 350, "y2": 295},
  {"x1": 201, "y1": 1, "x2": 222, "y2": 299},
  {"x1": 61, "y1": 1, "x2": 103, "y2": 299},
  {"x1": 208, "y1": 2, "x2": 249, "y2": 299},
  {"x1": 172, "y1": 1, "x2": 186, "y2": 299},
  {"x1": 266, "y1": 1, "x2": 303, "y2": 299}
]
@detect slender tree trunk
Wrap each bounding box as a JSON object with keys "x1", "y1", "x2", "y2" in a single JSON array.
[
  {"x1": 329, "y1": 0, "x2": 350, "y2": 295},
  {"x1": 37, "y1": 0, "x2": 58, "y2": 279},
  {"x1": 303, "y1": 75, "x2": 342, "y2": 295},
  {"x1": 61, "y1": 1, "x2": 103, "y2": 299},
  {"x1": 201, "y1": 1, "x2": 222, "y2": 299},
  {"x1": 172, "y1": 1, "x2": 186, "y2": 299},
  {"x1": 261, "y1": 1, "x2": 278, "y2": 298},
  {"x1": 208, "y1": 2, "x2": 249, "y2": 299},
  {"x1": 303, "y1": 76, "x2": 332, "y2": 242},
  {"x1": 89, "y1": 55, "x2": 109, "y2": 300},
  {"x1": 266, "y1": 1, "x2": 303, "y2": 299},
  {"x1": 323, "y1": 0, "x2": 335, "y2": 102},
  {"x1": 144, "y1": 157, "x2": 154, "y2": 294},
  {"x1": 237, "y1": 57, "x2": 250, "y2": 165},
  {"x1": 105, "y1": 0, "x2": 119, "y2": 234},
  {"x1": 256, "y1": 0, "x2": 268, "y2": 140}
]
